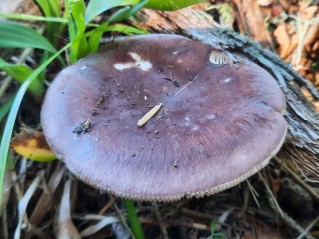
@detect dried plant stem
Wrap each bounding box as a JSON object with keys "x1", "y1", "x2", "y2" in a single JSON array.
[
  {"x1": 11, "y1": 169, "x2": 28, "y2": 224},
  {"x1": 98, "y1": 197, "x2": 115, "y2": 215},
  {"x1": 111, "y1": 196, "x2": 134, "y2": 239},
  {"x1": 274, "y1": 157, "x2": 319, "y2": 202},
  {"x1": 14, "y1": 171, "x2": 44, "y2": 239},
  {"x1": 140, "y1": 217, "x2": 208, "y2": 231},
  {"x1": 259, "y1": 172, "x2": 316, "y2": 239},
  {"x1": 152, "y1": 202, "x2": 169, "y2": 239},
  {"x1": 296, "y1": 216, "x2": 319, "y2": 239},
  {"x1": 1, "y1": 210, "x2": 8, "y2": 239}
]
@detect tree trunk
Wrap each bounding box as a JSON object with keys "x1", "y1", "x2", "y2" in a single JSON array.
[{"x1": 135, "y1": 3, "x2": 319, "y2": 181}]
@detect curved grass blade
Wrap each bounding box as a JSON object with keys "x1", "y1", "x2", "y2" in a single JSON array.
[
  {"x1": 0, "y1": 43, "x2": 70, "y2": 206},
  {"x1": 86, "y1": 23, "x2": 148, "y2": 39},
  {"x1": 0, "y1": 58, "x2": 43, "y2": 97},
  {"x1": 108, "y1": 0, "x2": 149, "y2": 23},
  {"x1": 35, "y1": 0, "x2": 61, "y2": 18},
  {"x1": 84, "y1": 0, "x2": 139, "y2": 25},
  {"x1": 87, "y1": 23, "x2": 148, "y2": 52},
  {"x1": 144, "y1": 0, "x2": 207, "y2": 11},
  {"x1": 0, "y1": 13, "x2": 67, "y2": 23},
  {"x1": 0, "y1": 13, "x2": 98, "y2": 28},
  {"x1": 0, "y1": 21, "x2": 57, "y2": 53}
]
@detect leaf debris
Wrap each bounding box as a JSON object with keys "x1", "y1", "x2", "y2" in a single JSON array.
[{"x1": 137, "y1": 103, "x2": 163, "y2": 127}]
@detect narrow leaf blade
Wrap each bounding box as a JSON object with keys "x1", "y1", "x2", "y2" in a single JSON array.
[
  {"x1": 145, "y1": 0, "x2": 207, "y2": 11},
  {"x1": 0, "y1": 21, "x2": 57, "y2": 53},
  {"x1": 124, "y1": 200, "x2": 145, "y2": 239},
  {"x1": 84, "y1": 0, "x2": 138, "y2": 25},
  {"x1": 0, "y1": 58, "x2": 43, "y2": 97}
]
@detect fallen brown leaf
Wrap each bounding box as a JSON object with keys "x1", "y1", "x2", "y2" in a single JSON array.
[{"x1": 10, "y1": 128, "x2": 56, "y2": 162}]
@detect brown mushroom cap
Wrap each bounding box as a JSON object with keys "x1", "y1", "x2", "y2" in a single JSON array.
[{"x1": 41, "y1": 34, "x2": 287, "y2": 201}]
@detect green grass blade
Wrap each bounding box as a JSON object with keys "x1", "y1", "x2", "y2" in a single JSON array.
[
  {"x1": 0, "y1": 13, "x2": 67, "y2": 23},
  {"x1": 86, "y1": 23, "x2": 148, "y2": 38},
  {"x1": 108, "y1": 0, "x2": 149, "y2": 23},
  {"x1": 124, "y1": 199, "x2": 145, "y2": 239},
  {"x1": 0, "y1": 12, "x2": 66, "y2": 47},
  {"x1": 66, "y1": 0, "x2": 86, "y2": 37},
  {"x1": 0, "y1": 43, "x2": 70, "y2": 206},
  {"x1": 35, "y1": 0, "x2": 61, "y2": 18},
  {"x1": 84, "y1": 0, "x2": 139, "y2": 25},
  {"x1": 210, "y1": 219, "x2": 217, "y2": 234},
  {"x1": 87, "y1": 23, "x2": 148, "y2": 51},
  {"x1": 0, "y1": 21, "x2": 57, "y2": 53},
  {"x1": 144, "y1": 0, "x2": 207, "y2": 11},
  {"x1": 88, "y1": 30, "x2": 103, "y2": 53},
  {"x1": 0, "y1": 58, "x2": 43, "y2": 97},
  {"x1": 116, "y1": 25, "x2": 149, "y2": 35},
  {"x1": 65, "y1": 0, "x2": 89, "y2": 62},
  {"x1": 35, "y1": 0, "x2": 64, "y2": 45},
  {"x1": 84, "y1": 0, "x2": 206, "y2": 25}
]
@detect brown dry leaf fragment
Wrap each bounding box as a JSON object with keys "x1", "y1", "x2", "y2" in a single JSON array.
[
  {"x1": 1, "y1": 169, "x2": 13, "y2": 214},
  {"x1": 274, "y1": 22, "x2": 295, "y2": 58},
  {"x1": 290, "y1": 6, "x2": 319, "y2": 68},
  {"x1": 137, "y1": 103, "x2": 163, "y2": 126},
  {"x1": 14, "y1": 171, "x2": 44, "y2": 239},
  {"x1": 232, "y1": 0, "x2": 275, "y2": 48},
  {"x1": 55, "y1": 178, "x2": 81, "y2": 239},
  {"x1": 29, "y1": 164, "x2": 64, "y2": 226},
  {"x1": 10, "y1": 128, "x2": 56, "y2": 162},
  {"x1": 80, "y1": 216, "x2": 119, "y2": 237}
]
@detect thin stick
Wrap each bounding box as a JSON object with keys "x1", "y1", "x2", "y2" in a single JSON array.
[
  {"x1": 152, "y1": 202, "x2": 168, "y2": 239},
  {"x1": 296, "y1": 216, "x2": 319, "y2": 239},
  {"x1": 98, "y1": 198, "x2": 115, "y2": 215},
  {"x1": 172, "y1": 75, "x2": 199, "y2": 98},
  {"x1": 137, "y1": 103, "x2": 162, "y2": 126},
  {"x1": 110, "y1": 196, "x2": 135, "y2": 239},
  {"x1": 259, "y1": 172, "x2": 316, "y2": 239}
]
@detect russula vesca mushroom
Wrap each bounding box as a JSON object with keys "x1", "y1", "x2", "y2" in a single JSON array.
[{"x1": 41, "y1": 34, "x2": 287, "y2": 201}]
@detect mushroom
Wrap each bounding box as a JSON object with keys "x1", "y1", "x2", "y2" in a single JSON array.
[{"x1": 41, "y1": 34, "x2": 287, "y2": 201}]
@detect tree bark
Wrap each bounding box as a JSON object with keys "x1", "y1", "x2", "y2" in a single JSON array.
[{"x1": 135, "y1": 3, "x2": 319, "y2": 180}]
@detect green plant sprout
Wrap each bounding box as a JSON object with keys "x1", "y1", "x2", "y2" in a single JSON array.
[{"x1": 207, "y1": 219, "x2": 227, "y2": 239}]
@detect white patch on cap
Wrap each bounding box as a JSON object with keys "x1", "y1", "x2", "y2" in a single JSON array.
[
  {"x1": 114, "y1": 52, "x2": 152, "y2": 71},
  {"x1": 219, "y1": 77, "x2": 233, "y2": 84},
  {"x1": 199, "y1": 113, "x2": 216, "y2": 124},
  {"x1": 207, "y1": 113, "x2": 216, "y2": 119}
]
